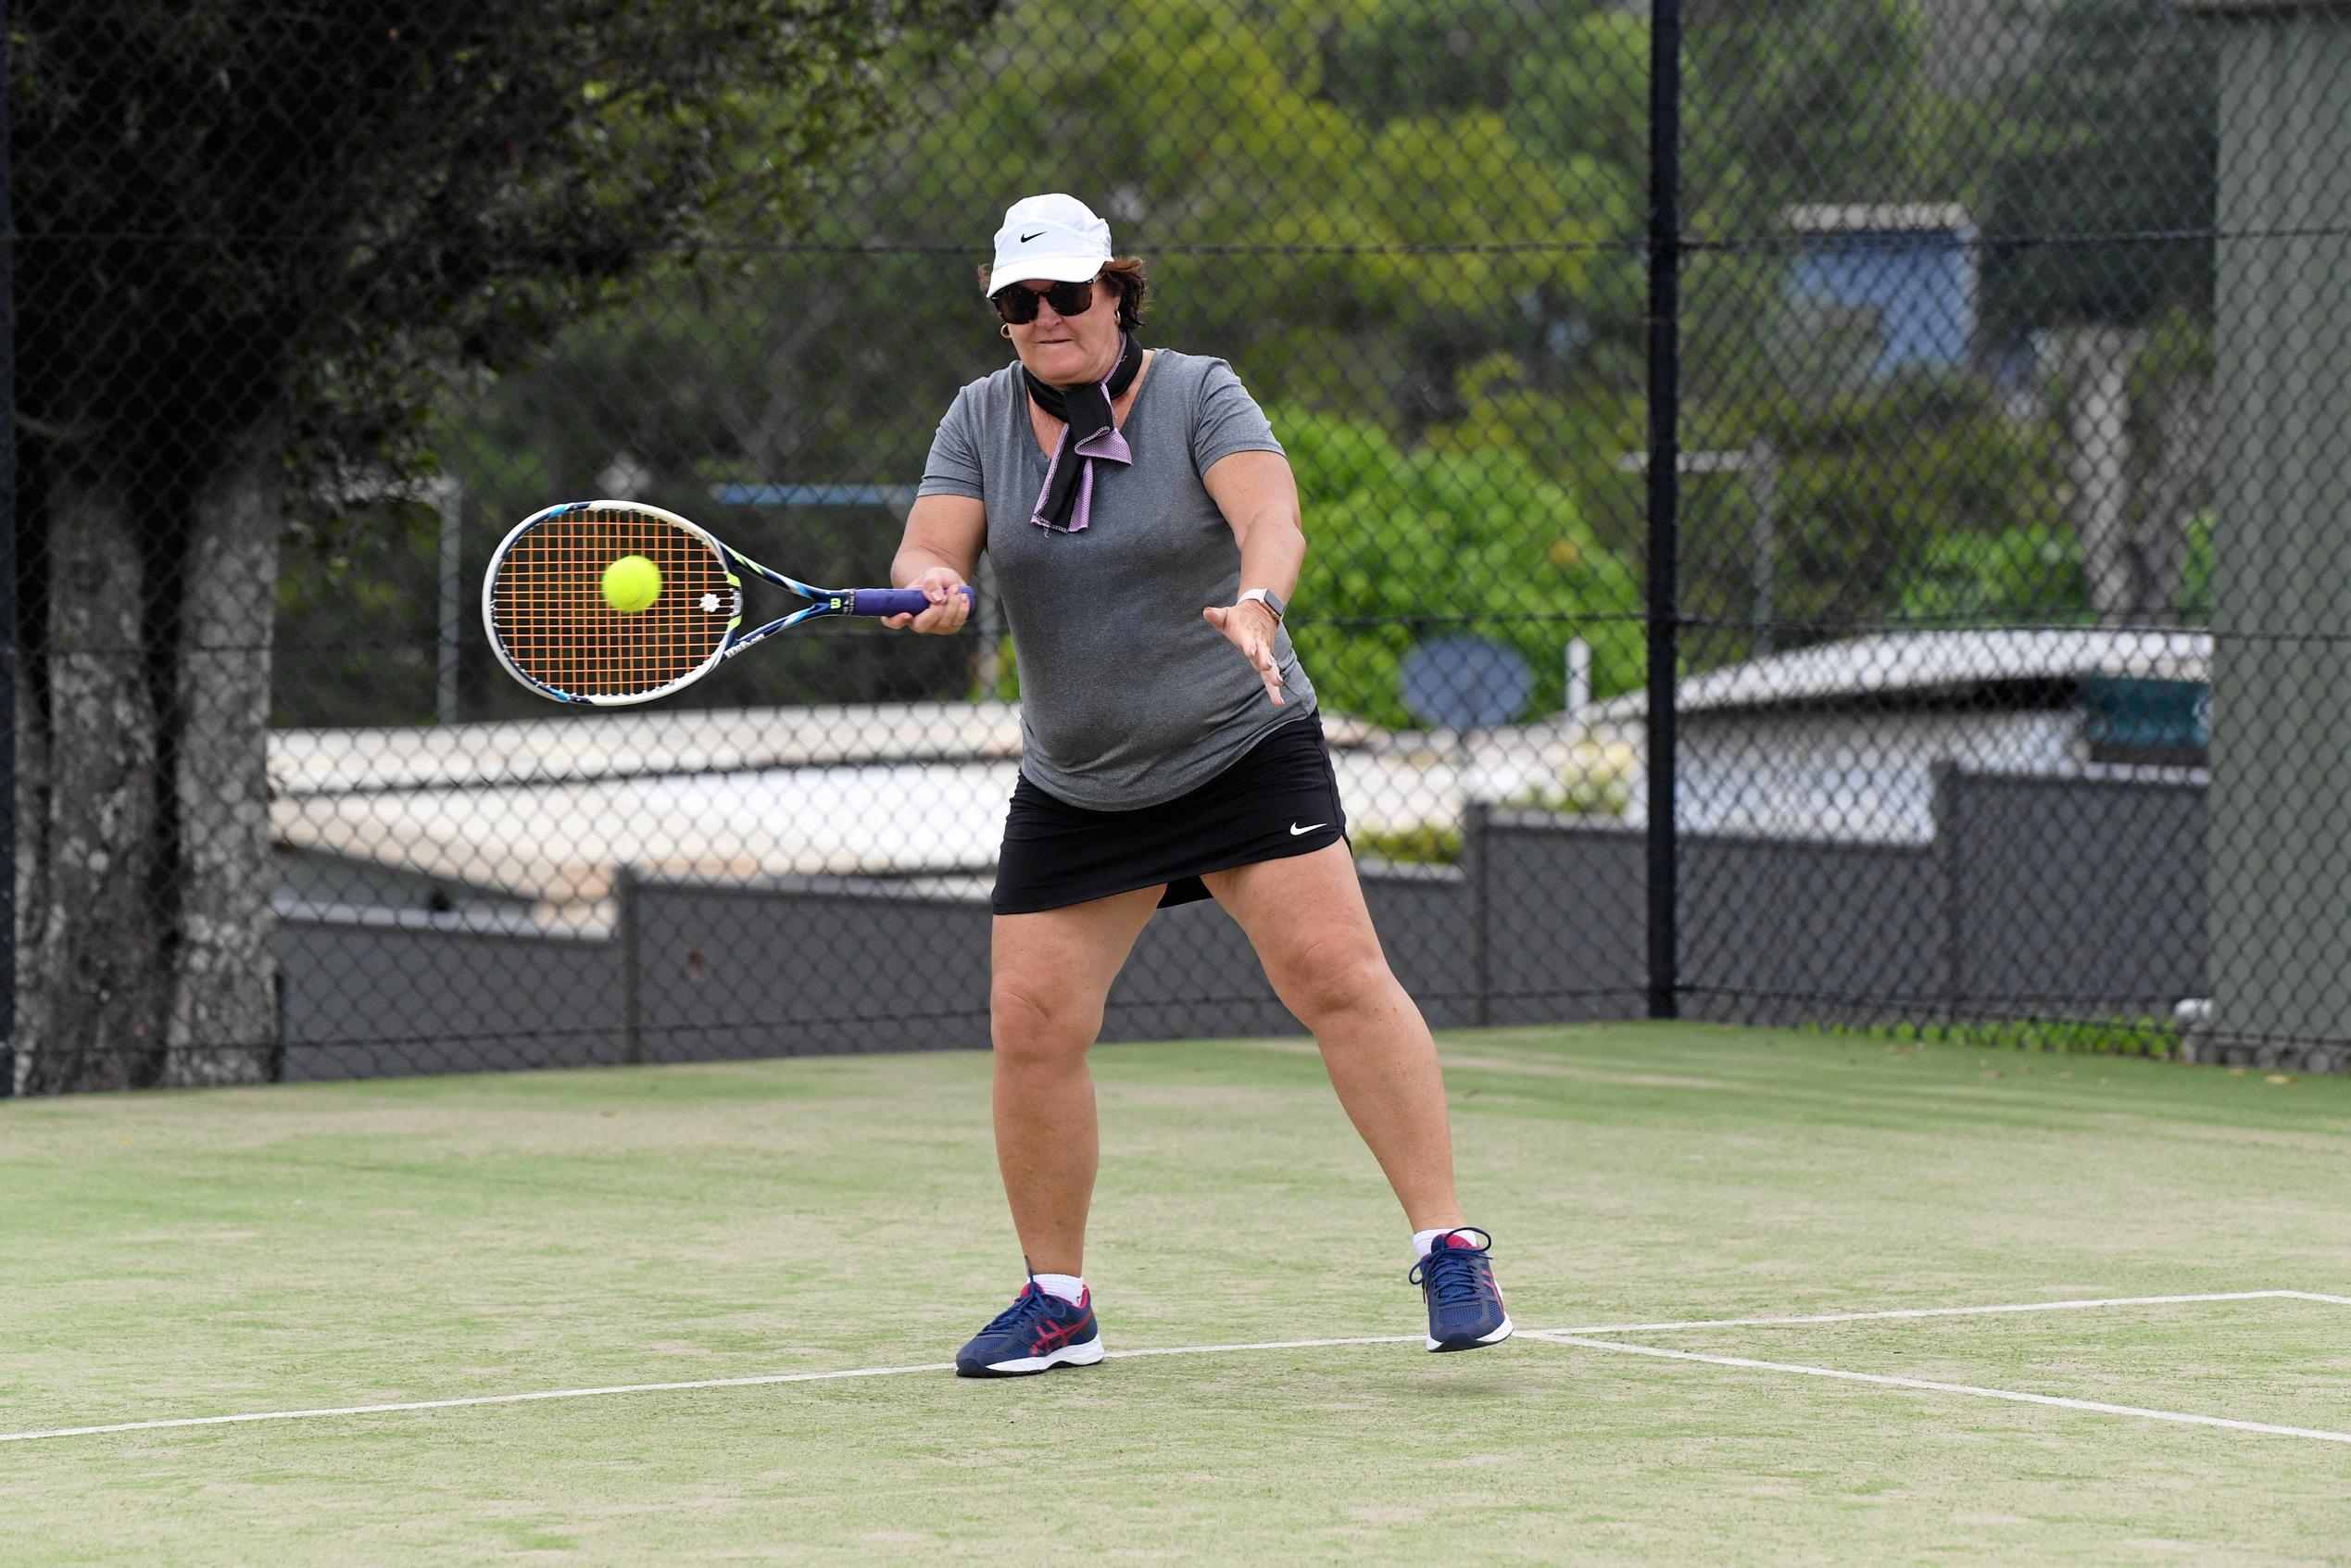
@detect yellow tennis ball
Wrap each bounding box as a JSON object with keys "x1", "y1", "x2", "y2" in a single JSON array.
[{"x1": 601, "y1": 554, "x2": 661, "y2": 613}]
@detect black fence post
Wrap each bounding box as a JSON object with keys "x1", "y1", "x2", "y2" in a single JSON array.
[
  {"x1": 1466, "y1": 800, "x2": 1491, "y2": 1028},
  {"x1": 1930, "y1": 762, "x2": 1965, "y2": 1027},
  {"x1": 1644, "y1": 0, "x2": 1682, "y2": 1022},
  {"x1": 0, "y1": 6, "x2": 18, "y2": 1098},
  {"x1": 618, "y1": 864, "x2": 642, "y2": 1066}
]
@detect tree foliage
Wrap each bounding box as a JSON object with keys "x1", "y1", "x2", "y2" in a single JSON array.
[
  {"x1": 430, "y1": 0, "x2": 1648, "y2": 721},
  {"x1": 1979, "y1": 0, "x2": 2216, "y2": 341},
  {"x1": 1758, "y1": 373, "x2": 2070, "y2": 634},
  {"x1": 10, "y1": 0, "x2": 990, "y2": 1089},
  {"x1": 1279, "y1": 401, "x2": 1642, "y2": 729},
  {"x1": 277, "y1": 0, "x2": 2219, "y2": 724},
  {"x1": 18, "y1": 0, "x2": 994, "y2": 511}
]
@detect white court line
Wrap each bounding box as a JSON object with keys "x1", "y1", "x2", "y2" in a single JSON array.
[
  {"x1": 0, "y1": 1334, "x2": 1423, "y2": 1446},
  {"x1": 0, "y1": 1361, "x2": 957, "y2": 1445},
  {"x1": 4, "y1": 1290, "x2": 2342, "y2": 1447},
  {"x1": 1530, "y1": 1334, "x2": 2351, "y2": 1447},
  {"x1": 1553, "y1": 1288, "x2": 2320, "y2": 1337}
]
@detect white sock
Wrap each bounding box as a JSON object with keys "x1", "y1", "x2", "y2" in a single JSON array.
[
  {"x1": 1033, "y1": 1272, "x2": 1087, "y2": 1305},
  {"x1": 1412, "y1": 1227, "x2": 1472, "y2": 1260}
]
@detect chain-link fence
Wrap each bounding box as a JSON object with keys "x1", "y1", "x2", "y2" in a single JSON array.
[{"x1": 7, "y1": 0, "x2": 2340, "y2": 1093}]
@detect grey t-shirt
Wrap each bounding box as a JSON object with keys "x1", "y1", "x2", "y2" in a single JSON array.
[{"x1": 917, "y1": 348, "x2": 1316, "y2": 809}]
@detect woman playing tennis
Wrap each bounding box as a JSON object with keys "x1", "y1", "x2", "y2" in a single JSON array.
[{"x1": 888, "y1": 193, "x2": 1511, "y2": 1375}]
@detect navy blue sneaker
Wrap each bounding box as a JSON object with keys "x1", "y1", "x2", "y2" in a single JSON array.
[
  {"x1": 954, "y1": 1275, "x2": 1105, "y2": 1378},
  {"x1": 1410, "y1": 1228, "x2": 1513, "y2": 1352}
]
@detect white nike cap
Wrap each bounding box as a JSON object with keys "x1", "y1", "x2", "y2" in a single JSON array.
[{"x1": 986, "y1": 193, "x2": 1113, "y2": 295}]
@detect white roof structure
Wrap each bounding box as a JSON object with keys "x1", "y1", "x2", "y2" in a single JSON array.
[
  {"x1": 270, "y1": 700, "x2": 1028, "y2": 793},
  {"x1": 272, "y1": 703, "x2": 1027, "y2": 928},
  {"x1": 1590, "y1": 629, "x2": 2213, "y2": 724},
  {"x1": 271, "y1": 701, "x2": 1632, "y2": 929},
  {"x1": 1582, "y1": 630, "x2": 2214, "y2": 845}
]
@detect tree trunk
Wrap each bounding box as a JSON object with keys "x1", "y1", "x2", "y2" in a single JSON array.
[
  {"x1": 2063, "y1": 324, "x2": 2141, "y2": 624},
  {"x1": 18, "y1": 459, "x2": 171, "y2": 1092},
  {"x1": 16, "y1": 432, "x2": 283, "y2": 1093},
  {"x1": 165, "y1": 434, "x2": 283, "y2": 1086},
  {"x1": 2139, "y1": 377, "x2": 2215, "y2": 620}
]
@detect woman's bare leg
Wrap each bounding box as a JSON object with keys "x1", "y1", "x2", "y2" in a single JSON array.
[
  {"x1": 987, "y1": 884, "x2": 1163, "y2": 1274},
  {"x1": 1203, "y1": 844, "x2": 1462, "y2": 1231}
]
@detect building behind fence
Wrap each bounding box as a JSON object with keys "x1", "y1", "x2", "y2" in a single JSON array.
[{"x1": 9, "y1": 0, "x2": 2348, "y2": 1092}]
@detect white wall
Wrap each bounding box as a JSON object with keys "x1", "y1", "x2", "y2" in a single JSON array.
[{"x1": 1622, "y1": 708, "x2": 2081, "y2": 841}]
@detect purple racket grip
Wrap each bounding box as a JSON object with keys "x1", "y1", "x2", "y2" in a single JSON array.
[{"x1": 853, "y1": 585, "x2": 975, "y2": 619}]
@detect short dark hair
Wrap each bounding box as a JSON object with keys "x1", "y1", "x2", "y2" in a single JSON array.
[
  {"x1": 1099, "y1": 256, "x2": 1149, "y2": 330},
  {"x1": 976, "y1": 254, "x2": 1150, "y2": 331}
]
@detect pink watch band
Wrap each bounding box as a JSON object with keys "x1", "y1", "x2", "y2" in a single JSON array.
[{"x1": 1238, "y1": 587, "x2": 1284, "y2": 621}]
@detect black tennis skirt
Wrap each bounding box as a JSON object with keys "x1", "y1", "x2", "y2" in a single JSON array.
[{"x1": 992, "y1": 711, "x2": 1349, "y2": 915}]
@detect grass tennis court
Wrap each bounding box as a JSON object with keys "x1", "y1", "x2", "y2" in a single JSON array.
[{"x1": 7, "y1": 1022, "x2": 2348, "y2": 1563}]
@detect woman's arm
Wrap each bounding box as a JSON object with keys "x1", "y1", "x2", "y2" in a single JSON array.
[
  {"x1": 886, "y1": 493, "x2": 986, "y2": 633},
  {"x1": 1201, "y1": 449, "x2": 1305, "y2": 706}
]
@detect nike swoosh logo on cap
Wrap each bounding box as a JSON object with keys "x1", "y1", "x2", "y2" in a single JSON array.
[
  {"x1": 1020, "y1": 230, "x2": 1046, "y2": 242},
  {"x1": 1289, "y1": 822, "x2": 1327, "y2": 836}
]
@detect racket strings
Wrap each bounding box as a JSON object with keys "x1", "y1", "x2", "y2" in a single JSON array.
[{"x1": 491, "y1": 507, "x2": 733, "y2": 699}]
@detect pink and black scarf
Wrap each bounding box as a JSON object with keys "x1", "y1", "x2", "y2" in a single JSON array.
[{"x1": 1023, "y1": 332, "x2": 1143, "y2": 533}]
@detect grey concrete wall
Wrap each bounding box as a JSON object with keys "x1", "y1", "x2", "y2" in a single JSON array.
[
  {"x1": 619, "y1": 864, "x2": 1482, "y2": 1061},
  {"x1": 1358, "y1": 866, "x2": 1482, "y2": 1030},
  {"x1": 1476, "y1": 813, "x2": 1647, "y2": 1024},
  {"x1": 628, "y1": 878, "x2": 992, "y2": 1062},
  {"x1": 1498, "y1": 818, "x2": 1945, "y2": 1030},
  {"x1": 276, "y1": 912, "x2": 624, "y2": 1081},
  {"x1": 1943, "y1": 769, "x2": 2207, "y2": 1019},
  {"x1": 276, "y1": 847, "x2": 537, "y2": 917},
  {"x1": 1681, "y1": 833, "x2": 1945, "y2": 1028},
  {"x1": 270, "y1": 768, "x2": 2213, "y2": 1080}
]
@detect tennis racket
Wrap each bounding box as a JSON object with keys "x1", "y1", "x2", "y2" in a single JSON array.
[{"x1": 482, "y1": 499, "x2": 973, "y2": 706}]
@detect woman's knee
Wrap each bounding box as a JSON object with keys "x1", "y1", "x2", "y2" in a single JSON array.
[
  {"x1": 989, "y1": 975, "x2": 1101, "y2": 1065},
  {"x1": 1275, "y1": 944, "x2": 1397, "y2": 1030}
]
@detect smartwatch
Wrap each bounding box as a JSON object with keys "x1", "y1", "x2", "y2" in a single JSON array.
[{"x1": 1238, "y1": 587, "x2": 1287, "y2": 622}]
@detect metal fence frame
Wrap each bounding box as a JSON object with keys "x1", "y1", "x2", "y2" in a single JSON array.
[{"x1": 9, "y1": 0, "x2": 2343, "y2": 1090}]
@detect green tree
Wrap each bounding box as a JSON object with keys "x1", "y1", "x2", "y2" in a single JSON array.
[
  {"x1": 1277, "y1": 401, "x2": 1641, "y2": 729},
  {"x1": 432, "y1": 0, "x2": 1647, "y2": 718},
  {"x1": 1896, "y1": 526, "x2": 2091, "y2": 626},
  {"x1": 11, "y1": 0, "x2": 987, "y2": 1092},
  {"x1": 1677, "y1": 0, "x2": 1944, "y2": 416},
  {"x1": 1756, "y1": 373, "x2": 2070, "y2": 636},
  {"x1": 1979, "y1": 1, "x2": 2218, "y2": 624},
  {"x1": 427, "y1": 1, "x2": 1960, "y2": 720},
  {"x1": 466, "y1": 0, "x2": 1636, "y2": 453},
  {"x1": 1979, "y1": 0, "x2": 2216, "y2": 343}
]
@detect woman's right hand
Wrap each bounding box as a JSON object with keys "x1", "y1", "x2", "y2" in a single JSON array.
[{"x1": 883, "y1": 565, "x2": 973, "y2": 633}]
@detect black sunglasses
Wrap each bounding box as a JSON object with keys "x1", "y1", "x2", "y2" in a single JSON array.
[{"x1": 990, "y1": 275, "x2": 1100, "y2": 324}]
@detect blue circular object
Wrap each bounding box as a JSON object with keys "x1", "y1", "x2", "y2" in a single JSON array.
[{"x1": 1398, "y1": 634, "x2": 1535, "y2": 729}]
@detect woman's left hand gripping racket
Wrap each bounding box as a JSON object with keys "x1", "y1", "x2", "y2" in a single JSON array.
[{"x1": 482, "y1": 499, "x2": 974, "y2": 706}]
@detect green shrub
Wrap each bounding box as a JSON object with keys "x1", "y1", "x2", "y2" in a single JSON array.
[
  {"x1": 1896, "y1": 525, "x2": 2090, "y2": 625},
  {"x1": 1846, "y1": 1015, "x2": 2179, "y2": 1060},
  {"x1": 1354, "y1": 824, "x2": 1463, "y2": 866},
  {"x1": 1274, "y1": 401, "x2": 1642, "y2": 729}
]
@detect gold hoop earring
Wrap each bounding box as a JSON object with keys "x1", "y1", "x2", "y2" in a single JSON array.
[{"x1": 999, "y1": 323, "x2": 1013, "y2": 339}]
